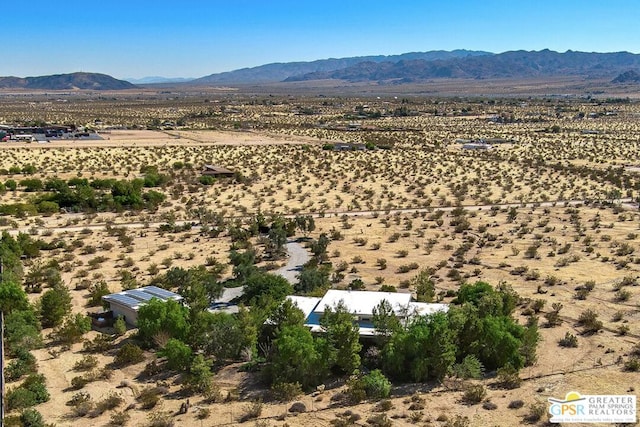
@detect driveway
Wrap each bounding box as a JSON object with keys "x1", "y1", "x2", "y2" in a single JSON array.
[{"x1": 276, "y1": 240, "x2": 310, "y2": 284}]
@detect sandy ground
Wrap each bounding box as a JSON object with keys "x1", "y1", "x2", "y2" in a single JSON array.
[{"x1": 1, "y1": 121, "x2": 639, "y2": 426}]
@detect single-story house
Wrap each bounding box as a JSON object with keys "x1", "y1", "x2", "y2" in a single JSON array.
[
  {"x1": 202, "y1": 164, "x2": 235, "y2": 177},
  {"x1": 102, "y1": 286, "x2": 183, "y2": 326},
  {"x1": 462, "y1": 142, "x2": 493, "y2": 150},
  {"x1": 285, "y1": 289, "x2": 448, "y2": 337}
]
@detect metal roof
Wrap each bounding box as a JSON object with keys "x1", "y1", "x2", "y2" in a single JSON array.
[
  {"x1": 141, "y1": 286, "x2": 182, "y2": 300},
  {"x1": 103, "y1": 293, "x2": 143, "y2": 309},
  {"x1": 102, "y1": 286, "x2": 182, "y2": 311}
]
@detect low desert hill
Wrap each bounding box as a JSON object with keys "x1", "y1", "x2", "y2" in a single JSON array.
[{"x1": 0, "y1": 72, "x2": 136, "y2": 90}]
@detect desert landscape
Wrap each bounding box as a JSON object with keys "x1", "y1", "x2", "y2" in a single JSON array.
[{"x1": 1, "y1": 92, "x2": 639, "y2": 427}]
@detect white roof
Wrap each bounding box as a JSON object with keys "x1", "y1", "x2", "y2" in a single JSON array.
[
  {"x1": 408, "y1": 302, "x2": 449, "y2": 316},
  {"x1": 314, "y1": 289, "x2": 411, "y2": 316},
  {"x1": 287, "y1": 295, "x2": 322, "y2": 320}
]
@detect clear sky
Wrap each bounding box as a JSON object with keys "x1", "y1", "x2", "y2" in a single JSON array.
[{"x1": 4, "y1": 0, "x2": 640, "y2": 79}]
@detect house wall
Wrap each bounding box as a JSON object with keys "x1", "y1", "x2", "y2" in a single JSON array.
[{"x1": 108, "y1": 302, "x2": 139, "y2": 326}]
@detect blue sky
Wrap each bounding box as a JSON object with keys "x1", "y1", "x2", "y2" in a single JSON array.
[{"x1": 4, "y1": 1, "x2": 640, "y2": 79}]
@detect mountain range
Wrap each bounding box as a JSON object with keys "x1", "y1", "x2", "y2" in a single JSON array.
[
  {"x1": 191, "y1": 50, "x2": 491, "y2": 84},
  {"x1": 2, "y1": 50, "x2": 640, "y2": 90},
  {"x1": 284, "y1": 49, "x2": 640, "y2": 83}
]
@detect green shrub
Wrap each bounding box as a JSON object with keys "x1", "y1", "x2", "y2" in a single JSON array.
[
  {"x1": 6, "y1": 374, "x2": 49, "y2": 411},
  {"x1": 239, "y1": 400, "x2": 263, "y2": 422},
  {"x1": 496, "y1": 365, "x2": 522, "y2": 389},
  {"x1": 360, "y1": 370, "x2": 391, "y2": 400},
  {"x1": 624, "y1": 357, "x2": 640, "y2": 372},
  {"x1": 114, "y1": 343, "x2": 145, "y2": 366},
  {"x1": 271, "y1": 382, "x2": 303, "y2": 402},
  {"x1": 559, "y1": 332, "x2": 578, "y2": 348},
  {"x1": 462, "y1": 384, "x2": 486, "y2": 404},
  {"x1": 452, "y1": 355, "x2": 484, "y2": 379},
  {"x1": 73, "y1": 355, "x2": 99, "y2": 372},
  {"x1": 20, "y1": 408, "x2": 45, "y2": 427}
]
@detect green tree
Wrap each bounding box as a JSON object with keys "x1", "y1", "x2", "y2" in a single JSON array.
[
  {"x1": 4, "y1": 309, "x2": 42, "y2": 355},
  {"x1": 39, "y1": 284, "x2": 72, "y2": 328},
  {"x1": 137, "y1": 298, "x2": 190, "y2": 346},
  {"x1": 265, "y1": 298, "x2": 305, "y2": 336},
  {"x1": 178, "y1": 266, "x2": 224, "y2": 313},
  {"x1": 411, "y1": 269, "x2": 435, "y2": 302},
  {"x1": 321, "y1": 301, "x2": 362, "y2": 374},
  {"x1": 229, "y1": 247, "x2": 257, "y2": 282},
  {"x1": 310, "y1": 233, "x2": 330, "y2": 263},
  {"x1": 185, "y1": 354, "x2": 213, "y2": 394},
  {"x1": 381, "y1": 312, "x2": 456, "y2": 382},
  {"x1": 295, "y1": 263, "x2": 330, "y2": 295},
  {"x1": 268, "y1": 325, "x2": 331, "y2": 389},
  {"x1": 372, "y1": 299, "x2": 402, "y2": 347},
  {"x1": 159, "y1": 338, "x2": 192, "y2": 371},
  {"x1": 200, "y1": 309, "x2": 256, "y2": 362},
  {"x1": 0, "y1": 281, "x2": 29, "y2": 313},
  {"x1": 53, "y1": 313, "x2": 91, "y2": 345},
  {"x1": 243, "y1": 272, "x2": 292, "y2": 308}
]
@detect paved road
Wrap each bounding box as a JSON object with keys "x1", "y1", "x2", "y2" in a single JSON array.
[{"x1": 275, "y1": 241, "x2": 310, "y2": 284}]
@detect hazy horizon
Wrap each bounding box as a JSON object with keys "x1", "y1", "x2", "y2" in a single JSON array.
[{"x1": 4, "y1": 0, "x2": 640, "y2": 79}]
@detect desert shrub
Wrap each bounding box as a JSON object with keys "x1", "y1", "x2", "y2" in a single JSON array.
[
  {"x1": 239, "y1": 400, "x2": 263, "y2": 422},
  {"x1": 110, "y1": 411, "x2": 131, "y2": 426},
  {"x1": 53, "y1": 313, "x2": 92, "y2": 345},
  {"x1": 147, "y1": 410, "x2": 175, "y2": 427},
  {"x1": 114, "y1": 343, "x2": 145, "y2": 367},
  {"x1": 508, "y1": 399, "x2": 525, "y2": 409},
  {"x1": 67, "y1": 391, "x2": 92, "y2": 407},
  {"x1": 114, "y1": 316, "x2": 127, "y2": 336},
  {"x1": 360, "y1": 370, "x2": 391, "y2": 400},
  {"x1": 88, "y1": 281, "x2": 111, "y2": 306},
  {"x1": 70, "y1": 375, "x2": 91, "y2": 390},
  {"x1": 624, "y1": 358, "x2": 640, "y2": 372},
  {"x1": 525, "y1": 401, "x2": 547, "y2": 423},
  {"x1": 196, "y1": 408, "x2": 211, "y2": 420},
  {"x1": 373, "y1": 399, "x2": 393, "y2": 412},
  {"x1": 271, "y1": 382, "x2": 302, "y2": 402},
  {"x1": 462, "y1": 384, "x2": 486, "y2": 404},
  {"x1": 137, "y1": 387, "x2": 163, "y2": 410},
  {"x1": 6, "y1": 374, "x2": 49, "y2": 411},
  {"x1": 452, "y1": 355, "x2": 483, "y2": 379},
  {"x1": 5, "y1": 348, "x2": 37, "y2": 382},
  {"x1": 615, "y1": 289, "x2": 631, "y2": 302},
  {"x1": 83, "y1": 333, "x2": 114, "y2": 353},
  {"x1": 496, "y1": 365, "x2": 522, "y2": 389},
  {"x1": 19, "y1": 408, "x2": 45, "y2": 427},
  {"x1": 366, "y1": 413, "x2": 392, "y2": 427},
  {"x1": 482, "y1": 401, "x2": 498, "y2": 410},
  {"x1": 346, "y1": 370, "x2": 391, "y2": 403},
  {"x1": 73, "y1": 355, "x2": 98, "y2": 371},
  {"x1": 558, "y1": 332, "x2": 578, "y2": 348},
  {"x1": 577, "y1": 309, "x2": 603, "y2": 334},
  {"x1": 92, "y1": 392, "x2": 124, "y2": 416}
]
